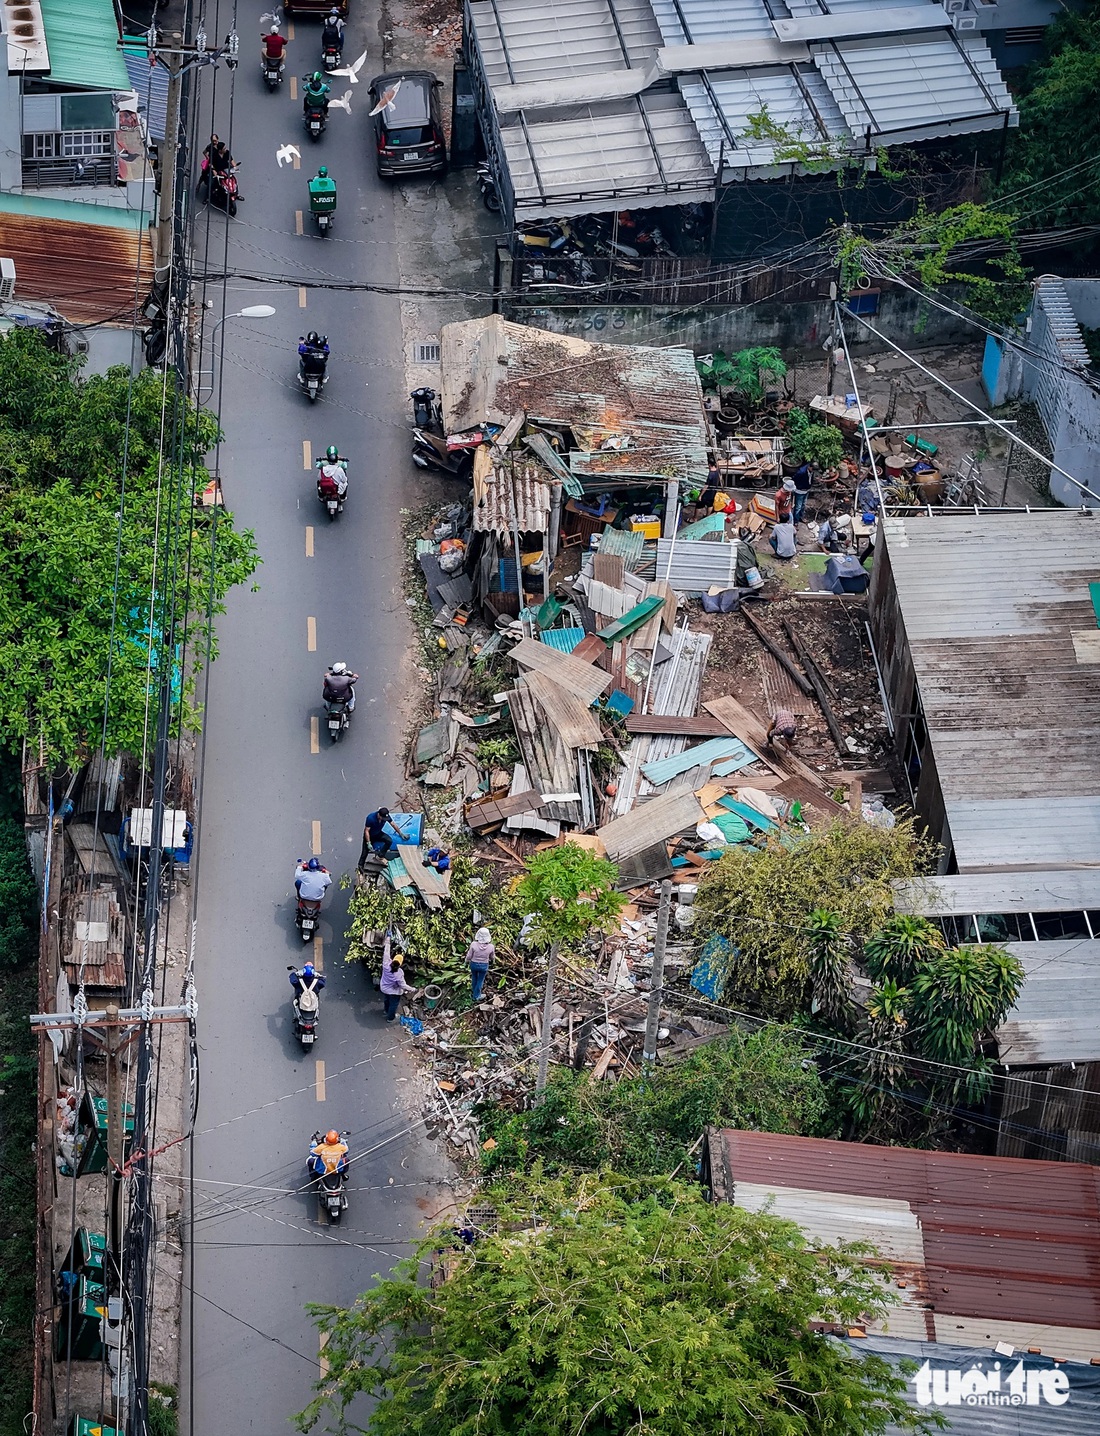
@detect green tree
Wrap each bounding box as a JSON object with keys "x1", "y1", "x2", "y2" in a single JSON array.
[
  {"x1": 805, "y1": 908, "x2": 854, "y2": 1027},
  {"x1": 515, "y1": 841, "x2": 624, "y2": 952},
  {"x1": 998, "y1": 2, "x2": 1100, "y2": 227},
  {"x1": 296, "y1": 1176, "x2": 937, "y2": 1436},
  {"x1": 479, "y1": 1026, "x2": 830, "y2": 1176},
  {"x1": 693, "y1": 818, "x2": 937, "y2": 1017},
  {"x1": 910, "y1": 943, "x2": 1023, "y2": 1070},
  {"x1": 0, "y1": 332, "x2": 260, "y2": 762},
  {"x1": 863, "y1": 915, "x2": 943, "y2": 984}
]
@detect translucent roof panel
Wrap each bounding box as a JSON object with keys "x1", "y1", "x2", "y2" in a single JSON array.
[
  {"x1": 469, "y1": 0, "x2": 662, "y2": 87},
  {"x1": 680, "y1": 64, "x2": 850, "y2": 171}
]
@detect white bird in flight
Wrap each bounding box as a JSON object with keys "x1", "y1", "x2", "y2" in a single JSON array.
[
  {"x1": 328, "y1": 89, "x2": 353, "y2": 115},
  {"x1": 276, "y1": 142, "x2": 300, "y2": 167},
  {"x1": 330, "y1": 50, "x2": 367, "y2": 84},
  {"x1": 369, "y1": 78, "x2": 401, "y2": 116}
]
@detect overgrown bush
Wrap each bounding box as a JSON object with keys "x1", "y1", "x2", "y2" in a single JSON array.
[
  {"x1": 478, "y1": 1026, "x2": 830, "y2": 1177},
  {"x1": 693, "y1": 818, "x2": 938, "y2": 1017}
]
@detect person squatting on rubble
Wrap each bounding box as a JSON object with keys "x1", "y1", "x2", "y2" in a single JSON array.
[
  {"x1": 766, "y1": 708, "x2": 798, "y2": 752},
  {"x1": 380, "y1": 942, "x2": 414, "y2": 1021},
  {"x1": 465, "y1": 926, "x2": 495, "y2": 1003}
]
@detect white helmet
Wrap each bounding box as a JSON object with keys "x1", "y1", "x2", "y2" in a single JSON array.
[{"x1": 331, "y1": 661, "x2": 348, "y2": 674}]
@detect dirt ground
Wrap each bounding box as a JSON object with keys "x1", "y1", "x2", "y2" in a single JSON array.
[{"x1": 695, "y1": 587, "x2": 895, "y2": 783}]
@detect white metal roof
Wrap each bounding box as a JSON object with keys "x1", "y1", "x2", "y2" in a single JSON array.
[
  {"x1": 469, "y1": 0, "x2": 662, "y2": 87},
  {"x1": 894, "y1": 871, "x2": 1100, "y2": 918},
  {"x1": 996, "y1": 939, "x2": 1100, "y2": 1067},
  {"x1": 471, "y1": 0, "x2": 1017, "y2": 209},
  {"x1": 500, "y1": 92, "x2": 714, "y2": 218},
  {"x1": 880, "y1": 511, "x2": 1100, "y2": 875}
]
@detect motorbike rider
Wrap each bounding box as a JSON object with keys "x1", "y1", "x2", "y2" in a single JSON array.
[
  {"x1": 323, "y1": 660, "x2": 358, "y2": 711},
  {"x1": 302, "y1": 70, "x2": 331, "y2": 115},
  {"x1": 321, "y1": 8, "x2": 345, "y2": 55},
  {"x1": 201, "y1": 134, "x2": 243, "y2": 200},
  {"x1": 316, "y1": 443, "x2": 348, "y2": 495},
  {"x1": 294, "y1": 856, "x2": 332, "y2": 903},
  {"x1": 289, "y1": 961, "x2": 326, "y2": 996},
  {"x1": 261, "y1": 25, "x2": 287, "y2": 64},
  {"x1": 298, "y1": 331, "x2": 330, "y2": 383},
  {"x1": 308, "y1": 1129, "x2": 349, "y2": 1182}
]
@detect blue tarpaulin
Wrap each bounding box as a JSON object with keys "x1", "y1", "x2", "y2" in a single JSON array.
[{"x1": 691, "y1": 935, "x2": 733, "y2": 1000}]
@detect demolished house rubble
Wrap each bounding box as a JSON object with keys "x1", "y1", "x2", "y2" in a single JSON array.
[{"x1": 387, "y1": 318, "x2": 907, "y2": 1125}]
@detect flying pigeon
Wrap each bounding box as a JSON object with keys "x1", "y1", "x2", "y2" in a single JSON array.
[
  {"x1": 259, "y1": 8, "x2": 283, "y2": 25},
  {"x1": 330, "y1": 50, "x2": 368, "y2": 84},
  {"x1": 328, "y1": 89, "x2": 353, "y2": 116},
  {"x1": 369, "y1": 78, "x2": 401, "y2": 117},
  {"x1": 276, "y1": 142, "x2": 301, "y2": 167}
]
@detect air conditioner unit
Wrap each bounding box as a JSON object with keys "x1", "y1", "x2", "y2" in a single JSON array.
[
  {"x1": 945, "y1": 0, "x2": 969, "y2": 13},
  {"x1": 0, "y1": 258, "x2": 14, "y2": 303},
  {"x1": 954, "y1": 13, "x2": 978, "y2": 28}
]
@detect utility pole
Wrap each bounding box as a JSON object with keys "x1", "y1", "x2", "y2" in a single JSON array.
[
  {"x1": 535, "y1": 943, "x2": 559, "y2": 1095},
  {"x1": 642, "y1": 880, "x2": 672, "y2": 1069},
  {"x1": 105, "y1": 1006, "x2": 124, "y2": 1258},
  {"x1": 153, "y1": 38, "x2": 184, "y2": 272}
]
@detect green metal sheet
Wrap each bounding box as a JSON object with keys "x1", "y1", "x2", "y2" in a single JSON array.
[
  {"x1": 596, "y1": 595, "x2": 664, "y2": 642},
  {"x1": 1090, "y1": 582, "x2": 1100, "y2": 627},
  {"x1": 717, "y1": 796, "x2": 776, "y2": 831},
  {"x1": 678, "y1": 511, "x2": 727, "y2": 541},
  {"x1": 41, "y1": 0, "x2": 131, "y2": 91},
  {"x1": 0, "y1": 190, "x2": 145, "y2": 229}
]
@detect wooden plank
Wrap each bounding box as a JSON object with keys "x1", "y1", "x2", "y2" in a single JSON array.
[
  {"x1": 523, "y1": 671, "x2": 602, "y2": 750},
  {"x1": 849, "y1": 778, "x2": 863, "y2": 816},
  {"x1": 773, "y1": 776, "x2": 847, "y2": 826},
  {"x1": 511, "y1": 636, "x2": 612, "y2": 704},
  {"x1": 783, "y1": 619, "x2": 847, "y2": 756},
  {"x1": 466, "y1": 788, "x2": 543, "y2": 829},
  {"x1": 741, "y1": 610, "x2": 814, "y2": 698},
  {"x1": 591, "y1": 1043, "x2": 618, "y2": 1080},
  {"x1": 597, "y1": 788, "x2": 704, "y2": 862}
]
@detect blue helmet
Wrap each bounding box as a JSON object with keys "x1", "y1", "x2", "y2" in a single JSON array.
[
  {"x1": 302, "y1": 962, "x2": 316, "y2": 977},
  {"x1": 308, "y1": 857, "x2": 321, "y2": 871}
]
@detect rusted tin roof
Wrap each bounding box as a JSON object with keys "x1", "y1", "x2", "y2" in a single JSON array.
[
  {"x1": 708, "y1": 1128, "x2": 1100, "y2": 1354},
  {"x1": 0, "y1": 193, "x2": 153, "y2": 325},
  {"x1": 441, "y1": 314, "x2": 708, "y2": 484},
  {"x1": 472, "y1": 445, "x2": 556, "y2": 535}
]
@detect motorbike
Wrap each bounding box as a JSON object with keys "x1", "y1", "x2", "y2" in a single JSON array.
[
  {"x1": 309, "y1": 1131, "x2": 349, "y2": 1222},
  {"x1": 316, "y1": 458, "x2": 347, "y2": 519},
  {"x1": 411, "y1": 428, "x2": 473, "y2": 479},
  {"x1": 322, "y1": 42, "x2": 342, "y2": 72},
  {"x1": 296, "y1": 893, "x2": 322, "y2": 940},
  {"x1": 196, "y1": 159, "x2": 240, "y2": 217},
  {"x1": 325, "y1": 695, "x2": 351, "y2": 741},
  {"x1": 476, "y1": 162, "x2": 500, "y2": 213},
  {"x1": 303, "y1": 93, "x2": 328, "y2": 141},
  {"x1": 298, "y1": 344, "x2": 328, "y2": 402},
  {"x1": 262, "y1": 52, "x2": 284, "y2": 88},
  {"x1": 410, "y1": 386, "x2": 441, "y2": 434},
  {"x1": 287, "y1": 968, "x2": 320, "y2": 1047}
]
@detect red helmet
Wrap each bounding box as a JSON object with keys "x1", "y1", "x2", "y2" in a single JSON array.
[{"x1": 325, "y1": 1129, "x2": 340, "y2": 1144}]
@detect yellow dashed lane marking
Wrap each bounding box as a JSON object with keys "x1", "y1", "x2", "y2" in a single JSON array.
[
  {"x1": 310, "y1": 715, "x2": 319, "y2": 753},
  {"x1": 289, "y1": 74, "x2": 298, "y2": 100},
  {"x1": 295, "y1": 210, "x2": 304, "y2": 236},
  {"x1": 299, "y1": 285, "x2": 307, "y2": 308},
  {"x1": 315, "y1": 1059, "x2": 326, "y2": 1102},
  {"x1": 307, "y1": 615, "x2": 317, "y2": 651},
  {"x1": 319, "y1": 1330, "x2": 329, "y2": 1375},
  {"x1": 313, "y1": 934, "x2": 323, "y2": 970},
  {"x1": 303, "y1": 439, "x2": 311, "y2": 470},
  {"x1": 311, "y1": 819, "x2": 322, "y2": 854},
  {"x1": 305, "y1": 525, "x2": 314, "y2": 557}
]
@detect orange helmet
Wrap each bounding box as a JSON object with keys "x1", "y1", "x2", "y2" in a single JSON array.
[{"x1": 325, "y1": 1129, "x2": 340, "y2": 1144}]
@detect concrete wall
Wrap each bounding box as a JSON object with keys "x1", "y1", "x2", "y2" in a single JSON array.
[
  {"x1": 0, "y1": 63, "x2": 23, "y2": 192},
  {"x1": 504, "y1": 285, "x2": 976, "y2": 357}
]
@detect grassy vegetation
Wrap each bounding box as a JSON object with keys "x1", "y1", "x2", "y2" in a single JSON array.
[{"x1": 0, "y1": 757, "x2": 38, "y2": 1436}]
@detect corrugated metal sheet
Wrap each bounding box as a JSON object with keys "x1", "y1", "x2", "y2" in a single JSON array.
[
  {"x1": 469, "y1": 0, "x2": 661, "y2": 88},
  {"x1": 41, "y1": 0, "x2": 130, "y2": 91},
  {"x1": 712, "y1": 1130, "x2": 1100, "y2": 1339},
  {"x1": 880, "y1": 511, "x2": 1100, "y2": 874},
  {"x1": 732, "y1": 1181, "x2": 926, "y2": 1263},
  {"x1": 996, "y1": 939, "x2": 1100, "y2": 1067},
  {"x1": 123, "y1": 51, "x2": 169, "y2": 139},
  {"x1": 442, "y1": 315, "x2": 708, "y2": 484},
  {"x1": 597, "y1": 526, "x2": 648, "y2": 571},
  {"x1": 655, "y1": 535, "x2": 736, "y2": 591},
  {"x1": 500, "y1": 90, "x2": 715, "y2": 218},
  {"x1": 894, "y1": 871, "x2": 1100, "y2": 917},
  {"x1": 641, "y1": 734, "x2": 753, "y2": 784},
  {"x1": 539, "y1": 626, "x2": 586, "y2": 653},
  {"x1": 680, "y1": 66, "x2": 851, "y2": 174},
  {"x1": 0, "y1": 192, "x2": 152, "y2": 324},
  {"x1": 472, "y1": 458, "x2": 555, "y2": 535},
  {"x1": 855, "y1": 1336, "x2": 1100, "y2": 1434}
]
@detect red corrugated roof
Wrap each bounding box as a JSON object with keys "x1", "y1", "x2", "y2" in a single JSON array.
[
  {"x1": 0, "y1": 207, "x2": 152, "y2": 325},
  {"x1": 712, "y1": 1130, "x2": 1100, "y2": 1329}
]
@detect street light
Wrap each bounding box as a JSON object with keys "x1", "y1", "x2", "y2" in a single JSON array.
[{"x1": 197, "y1": 304, "x2": 277, "y2": 401}]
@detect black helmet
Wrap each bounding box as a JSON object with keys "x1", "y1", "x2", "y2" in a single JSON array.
[{"x1": 307, "y1": 330, "x2": 320, "y2": 345}]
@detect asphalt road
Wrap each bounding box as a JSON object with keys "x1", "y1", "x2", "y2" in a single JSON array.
[{"x1": 185, "y1": 9, "x2": 451, "y2": 1431}]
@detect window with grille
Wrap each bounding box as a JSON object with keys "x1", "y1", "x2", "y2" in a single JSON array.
[{"x1": 62, "y1": 130, "x2": 113, "y2": 158}]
